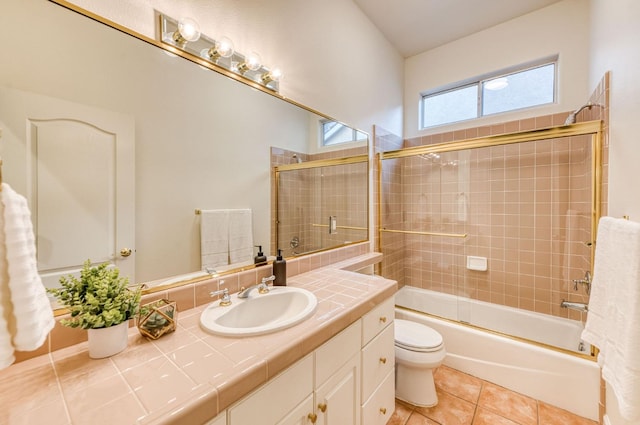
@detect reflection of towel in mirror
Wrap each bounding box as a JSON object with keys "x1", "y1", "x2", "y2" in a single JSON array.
[
  {"x1": 200, "y1": 210, "x2": 230, "y2": 270},
  {"x1": 0, "y1": 183, "x2": 55, "y2": 370},
  {"x1": 229, "y1": 209, "x2": 253, "y2": 265},
  {"x1": 581, "y1": 216, "x2": 640, "y2": 421}
]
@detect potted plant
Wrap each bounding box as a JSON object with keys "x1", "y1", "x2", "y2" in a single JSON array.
[{"x1": 47, "y1": 259, "x2": 142, "y2": 358}]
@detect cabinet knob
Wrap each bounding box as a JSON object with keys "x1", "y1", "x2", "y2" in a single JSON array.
[
  {"x1": 379, "y1": 316, "x2": 387, "y2": 323},
  {"x1": 380, "y1": 407, "x2": 387, "y2": 415},
  {"x1": 317, "y1": 403, "x2": 327, "y2": 413},
  {"x1": 308, "y1": 413, "x2": 317, "y2": 423},
  {"x1": 120, "y1": 248, "x2": 132, "y2": 257},
  {"x1": 379, "y1": 357, "x2": 387, "y2": 364}
]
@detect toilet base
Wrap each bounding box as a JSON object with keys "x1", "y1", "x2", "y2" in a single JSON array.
[{"x1": 395, "y1": 364, "x2": 438, "y2": 407}]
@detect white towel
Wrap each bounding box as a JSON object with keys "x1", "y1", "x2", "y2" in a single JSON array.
[
  {"x1": 0, "y1": 183, "x2": 55, "y2": 370},
  {"x1": 228, "y1": 209, "x2": 253, "y2": 265},
  {"x1": 581, "y1": 216, "x2": 640, "y2": 421},
  {"x1": 0, "y1": 199, "x2": 16, "y2": 369},
  {"x1": 200, "y1": 210, "x2": 230, "y2": 270}
]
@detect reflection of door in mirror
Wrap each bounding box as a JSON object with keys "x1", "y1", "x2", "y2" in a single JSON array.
[{"x1": 0, "y1": 87, "x2": 135, "y2": 290}]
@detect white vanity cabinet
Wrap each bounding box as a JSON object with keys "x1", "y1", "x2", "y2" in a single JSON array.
[
  {"x1": 228, "y1": 354, "x2": 314, "y2": 424},
  {"x1": 360, "y1": 297, "x2": 395, "y2": 425},
  {"x1": 314, "y1": 321, "x2": 361, "y2": 424},
  {"x1": 224, "y1": 296, "x2": 395, "y2": 425}
]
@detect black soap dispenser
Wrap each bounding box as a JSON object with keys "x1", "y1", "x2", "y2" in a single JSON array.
[
  {"x1": 254, "y1": 245, "x2": 267, "y2": 266},
  {"x1": 273, "y1": 249, "x2": 287, "y2": 286}
]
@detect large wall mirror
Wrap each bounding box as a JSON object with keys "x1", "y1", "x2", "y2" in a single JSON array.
[{"x1": 0, "y1": 0, "x2": 368, "y2": 303}]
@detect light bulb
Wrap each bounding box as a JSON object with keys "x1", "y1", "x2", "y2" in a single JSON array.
[
  {"x1": 204, "y1": 37, "x2": 235, "y2": 62},
  {"x1": 173, "y1": 17, "x2": 200, "y2": 45},
  {"x1": 216, "y1": 37, "x2": 235, "y2": 58},
  {"x1": 261, "y1": 67, "x2": 283, "y2": 84},
  {"x1": 238, "y1": 52, "x2": 262, "y2": 73}
]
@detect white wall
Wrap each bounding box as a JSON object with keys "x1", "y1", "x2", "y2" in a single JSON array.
[
  {"x1": 404, "y1": 0, "x2": 591, "y2": 139},
  {"x1": 590, "y1": 2, "x2": 640, "y2": 424},
  {"x1": 66, "y1": 0, "x2": 404, "y2": 137},
  {"x1": 590, "y1": 0, "x2": 640, "y2": 221}
]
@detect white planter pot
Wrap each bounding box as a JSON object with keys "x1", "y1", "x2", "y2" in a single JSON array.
[{"x1": 87, "y1": 321, "x2": 129, "y2": 359}]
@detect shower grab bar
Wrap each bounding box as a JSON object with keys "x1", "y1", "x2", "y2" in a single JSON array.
[
  {"x1": 311, "y1": 224, "x2": 367, "y2": 231},
  {"x1": 381, "y1": 228, "x2": 468, "y2": 238}
]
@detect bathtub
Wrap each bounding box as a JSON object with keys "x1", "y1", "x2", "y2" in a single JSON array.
[{"x1": 395, "y1": 286, "x2": 600, "y2": 420}]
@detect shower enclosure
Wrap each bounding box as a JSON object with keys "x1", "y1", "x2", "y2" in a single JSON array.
[
  {"x1": 379, "y1": 121, "x2": 603, "y2": 354},
  {"x1": 274, "y1": 154, "x2": 368, "y2": 257}
]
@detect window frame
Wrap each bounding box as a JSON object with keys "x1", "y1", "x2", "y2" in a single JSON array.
[
  {"x1": 419, "y1": 55, "x2": 558, "y2": 130},
  {"x1": 320, "y1": 119, "x2": 368, "y2": 147}
]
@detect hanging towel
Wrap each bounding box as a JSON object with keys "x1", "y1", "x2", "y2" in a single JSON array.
[
  {"x1": 228, "y1": 209, "x2": 253, "y2": 265},
  {"x1": 0, "y1": 183, "x2": 55, "y2": 370},
  {"x1": 581, "y1": 216, "x2": 640, "y2": 421},
  {"x1": 0, "y1": 200, "x2": 16, "y2": 369},
  {"x1": 200, "y1": 210, "x2": 230, "y2": 270}
]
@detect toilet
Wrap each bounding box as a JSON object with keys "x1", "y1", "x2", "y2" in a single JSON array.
[{"x1": 394, "y1": 319, "x2": 446, "y2": 407}]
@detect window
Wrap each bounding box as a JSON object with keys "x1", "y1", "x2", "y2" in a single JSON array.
[
  {"x1": 321, "y1": 120, "x2": 367, "y2": 147},
  {"x1": 421, "y1": 58, "x2": 557, "y2": 129}
]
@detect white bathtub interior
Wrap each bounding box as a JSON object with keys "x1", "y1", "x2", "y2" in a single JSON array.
[{"x1": 395, "y1": 285, "x2": 600, "y2": 420}]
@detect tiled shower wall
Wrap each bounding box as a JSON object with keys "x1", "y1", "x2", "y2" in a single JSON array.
[
  {"x1": 378, "y1": 72, "x2": 610, "y2": 321},
  {"x1": 270, "y1": 146, "x2": 368, "y2": 258}
]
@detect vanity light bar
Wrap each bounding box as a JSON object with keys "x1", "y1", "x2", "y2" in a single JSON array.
[{"x1": 157, "y1": 13, "x2": 281, "y2": 92}]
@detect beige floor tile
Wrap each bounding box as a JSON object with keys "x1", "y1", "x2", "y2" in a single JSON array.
[
  {"x1": 472, "y1": 407, "x2": 520, "y2": 425},
  {"x1": 392, "y1": 366, "x2": 598, "y2": 425},
  {"x1": 386, "y1": 399, "x2": 414, "y2": 425},
  {"x1": 415, "y1": 389, "x2": 475, "y2": 425},
  {"x1": 406, "y1": 412, "x2": 440, "y2": 425},
  {"x1": 434, "y1": 366, "x2": 483, "y2": 404},
  {"x1": 538, "y1": 401, "x2": 598, "y2": 425},
  {"x1": 477, "y1": 382, "x2": 537, "y2": 425}
]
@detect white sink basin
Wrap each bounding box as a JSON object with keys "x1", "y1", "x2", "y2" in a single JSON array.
[{"x1": 200, "y1": 286, "x2": 318, "y2": 337}]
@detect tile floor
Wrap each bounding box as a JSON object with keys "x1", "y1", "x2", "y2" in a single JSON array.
[{"x1": 387, "y1": 365, "x2": 598, "y2": 425}]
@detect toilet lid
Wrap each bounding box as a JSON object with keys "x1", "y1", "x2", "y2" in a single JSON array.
[{"x1": 395, "y1": 319, "x2": 443, "y2": 351}]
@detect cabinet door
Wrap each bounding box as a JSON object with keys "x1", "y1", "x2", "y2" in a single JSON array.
[
  {"x1": 315, "y1": 354, "x2": 360, "y2": 425},
  {"x1": 277, "y1": 394, "x2": 314, "y2": 425},
  {"x1": 229, "y1": 354, "x2": 313, "y2": 424}
]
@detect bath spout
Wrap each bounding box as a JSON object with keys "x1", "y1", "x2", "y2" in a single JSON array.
[{"x1": 561, "y1": 299, "x2": 588, "y2": 313}]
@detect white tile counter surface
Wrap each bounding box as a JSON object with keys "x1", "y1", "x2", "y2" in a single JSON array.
[{"x1": 0, "y1": 255, "x2": 396, "y2": 424}]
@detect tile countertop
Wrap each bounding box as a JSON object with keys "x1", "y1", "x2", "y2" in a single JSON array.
[{"x1": 0, "y1": 254, "x2": 397, "y2": 425}]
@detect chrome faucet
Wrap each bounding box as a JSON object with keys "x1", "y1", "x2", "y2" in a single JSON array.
[
  {"x1": 237, "y1": 275, "x2": 275, "y2": 298},
  {"x1": 561, "y1": 299, "x2": 588, "y2": 313},
  {"x1": 210, "y1": 287, "x2": 231, "y2": 306}
]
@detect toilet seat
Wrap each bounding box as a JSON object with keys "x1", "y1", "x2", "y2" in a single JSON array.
[{"x1": 395, "y1": 319, "x2": 443, "y2": 353}]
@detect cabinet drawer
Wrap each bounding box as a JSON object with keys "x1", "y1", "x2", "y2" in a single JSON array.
[
  {"x1": 316, "y1": 320, "x2": 361, "y2": 388},
  {"x1": 229, "y1": 354, "x2": 313, "y2": 424},
  {"x1": 361, "y1": 369, "x2": 394, "y2": 425},
  {"x1": 361, "y1": 324, "x2": 394, "y2": 401},
  {"x1": 361, "y1": 296, "x2": 394, "y2": 346}
]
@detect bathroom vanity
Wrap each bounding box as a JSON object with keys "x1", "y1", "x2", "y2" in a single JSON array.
[
  {"x1": 218, "y1": 297, "x2": 395, "y2": 425},
  {"x1": 0, "y1": 254, "x2": 396, "y2": 425}
]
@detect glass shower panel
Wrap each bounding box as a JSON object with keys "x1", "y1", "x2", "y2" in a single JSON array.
[
  {"x1": 380, "y1": 151, "x2": 468, "y2": 321},
  {"x1": 277, "y1": 162, "x2": 368, "y2": 257},
  {"x1": 380, "y1": 131, "x2": 597, "y2": 352}
]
